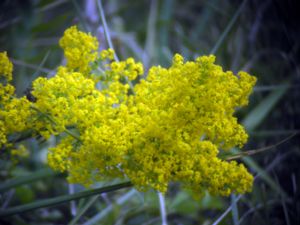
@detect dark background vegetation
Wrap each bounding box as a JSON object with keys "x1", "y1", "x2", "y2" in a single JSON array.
[{"x1": 0, "y1": 0, "x2": 299, "y2": 224}]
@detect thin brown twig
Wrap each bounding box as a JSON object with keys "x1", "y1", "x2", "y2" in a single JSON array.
[{"x1": 226, "y1": 132, "x2": 298, "y2": 161}]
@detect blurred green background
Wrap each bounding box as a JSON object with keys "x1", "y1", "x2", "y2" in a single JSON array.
[{"x1": 0, "y1": 0, "x2": 299, "y2": 224}]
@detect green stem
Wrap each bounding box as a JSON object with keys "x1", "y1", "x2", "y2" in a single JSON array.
[
  {"x1": 96, "y1": 0, "x2": 118, "y2": 61},
  {"x1": 0, "y1": 168, "x2": 58, "y2": 193},
  {"x1": 0, "y1": 181, "x2": 132, "y2": 217}
]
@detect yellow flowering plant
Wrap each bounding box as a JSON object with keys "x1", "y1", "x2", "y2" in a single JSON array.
[{"x1": 0, "y1": 26, "x2": 256, "y2": 197}]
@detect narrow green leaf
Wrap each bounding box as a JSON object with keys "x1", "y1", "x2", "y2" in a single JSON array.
[
  {"x1": 158, "y1": 0, "x2": 173, "y2": 65},
  {"x1": 68, "y1": 195, "x2": 100, "y2": 225},
  {"x1": 210, "y1": 0, "x2": 248, "y2": 54},
  {"x1": 0, "y1": 181, "x2": 132, "y2": 217},
  {"x1": 159, "y1": 0, "x2": 172, "y2": 48},
  {"x1": 242, "y1": 85, "x2": 289, "y2": 131},
  {"x1": 143, "y1": 0, "x2": 158, "y2": 67}
]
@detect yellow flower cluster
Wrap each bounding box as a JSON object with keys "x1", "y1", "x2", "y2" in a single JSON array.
[
  {"x1": 59, "y1": 26, "x2": 98, "y2": 74},
  {"x1": 0, "y1": 51, "x2": 13, "y2": 82},
  {"x1": 121, "y1": 54, "x2": 256, "y2": 194},
  {"x1": 0, "y1": 26, "x2": 257, "y2": 196},
  {"x1": 0, "y1": 52, "x2": 32, "y2": 148}
]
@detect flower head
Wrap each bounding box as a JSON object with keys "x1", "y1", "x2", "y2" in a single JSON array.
[
  {"x1": 0, "y1": 27, "x2": 257, "y2": 197},
  {"x1": 59, "y1": 26, "x2": 99, "y2": 74}
]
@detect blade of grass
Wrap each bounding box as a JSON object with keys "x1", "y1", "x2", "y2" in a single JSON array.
[
  {"x1": 0, "y1": 181, "x2": 132, "y2": 217},
  {"x1": 68, "y1": 195, "x2": 100, "y2": 225},
  {"x1": 159, "y1": 0, "x2": 173, "y2": 48},
  {"x1": 242, "y1": 85, "x2": 289, "y2": 131},
  {"x1": 158, "y1": 0, "x2": 173, "y2": 66},
  {"x1": 82, "y1": 189, "x2": 136, "y2": 225},
  {"x1": 143, "y1": 0, "x2": 158, "y2": 69},
  {"x1": 210, "y1": 0, "x2": 248, "y2": 54},
  {"x1": 0, "y1": 168, "x2": 58, "y2": 193}
]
